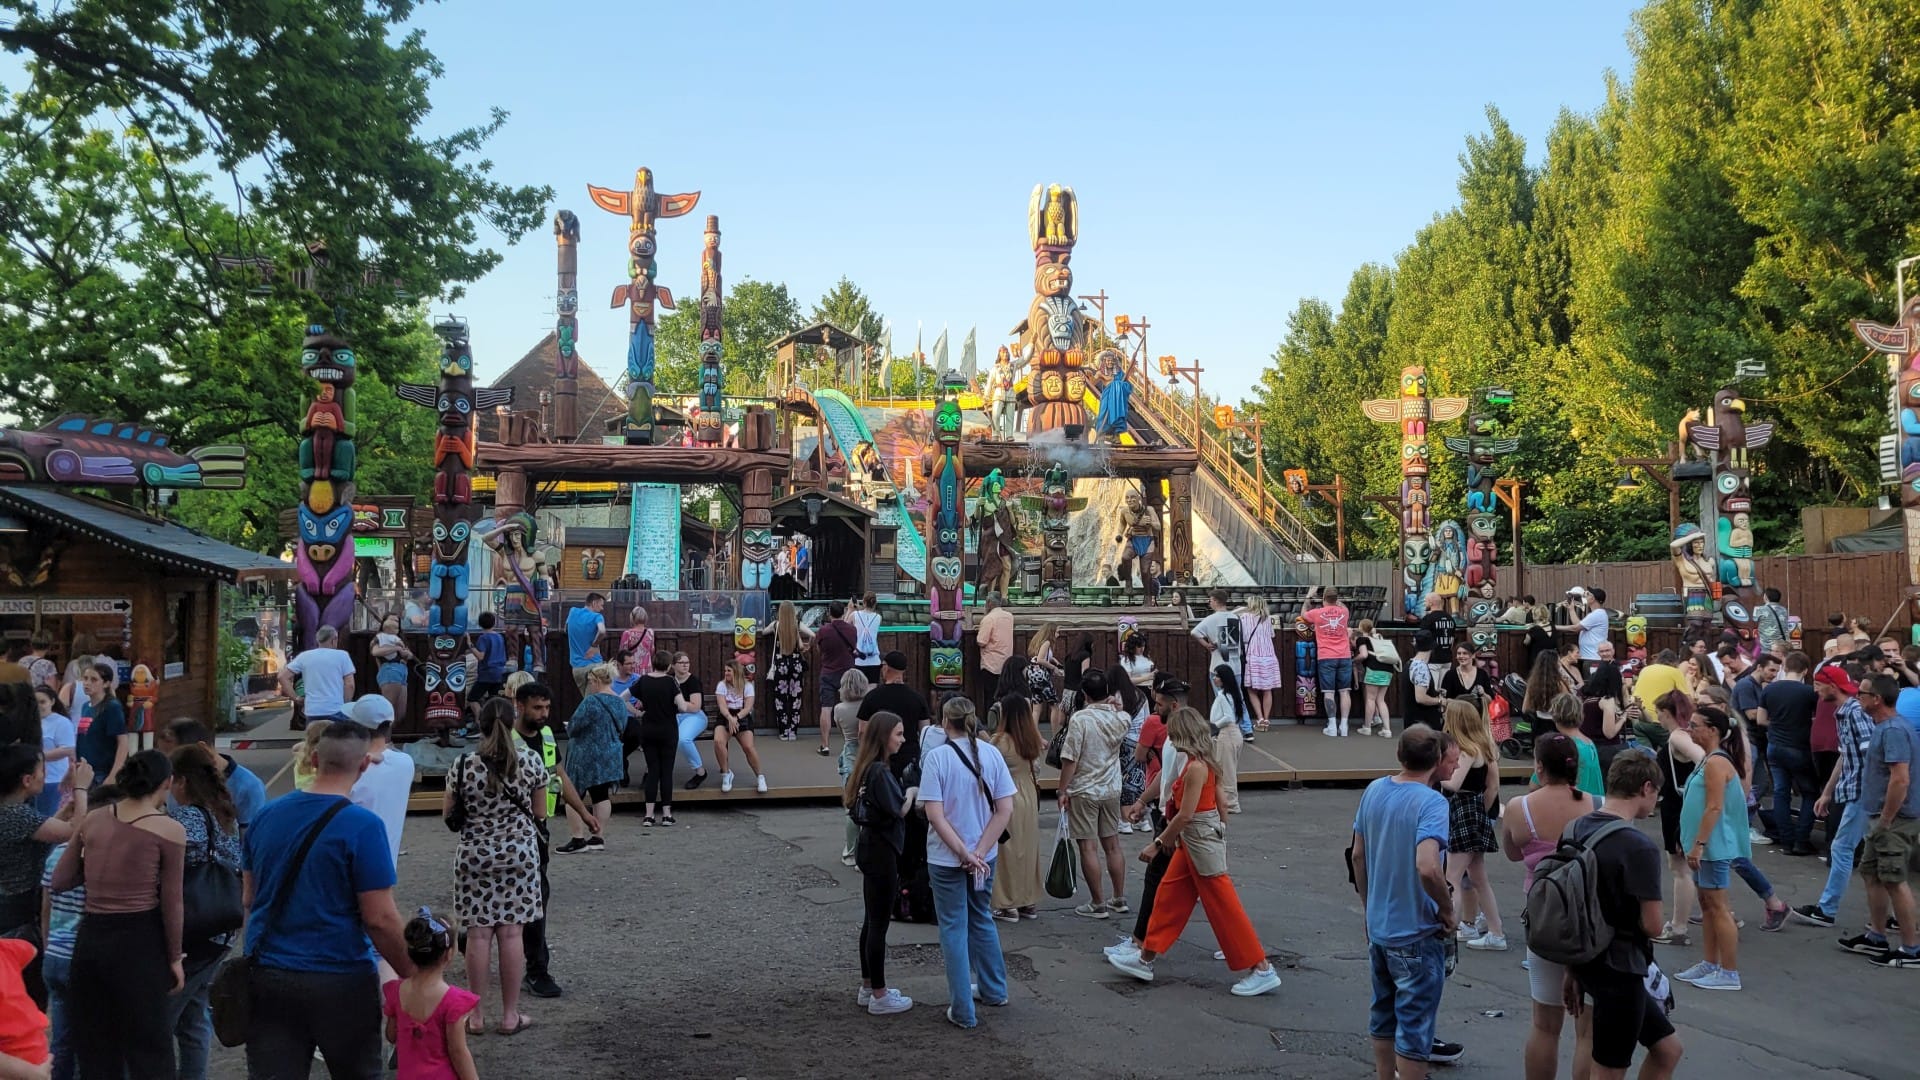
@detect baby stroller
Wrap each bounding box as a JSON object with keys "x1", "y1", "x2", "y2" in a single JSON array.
[{"x1": 1495, "y1": 672, "x2": 1535, "y2": 761}]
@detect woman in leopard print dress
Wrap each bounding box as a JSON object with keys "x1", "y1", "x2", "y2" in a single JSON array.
[{"x1": 446, "y1": 698, "x2": 547, "y2": 1034}]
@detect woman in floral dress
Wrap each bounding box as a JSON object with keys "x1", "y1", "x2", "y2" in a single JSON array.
[
  {"x1": 1238, "y1": 597, "x2": 1280, "y2": 730},
  {"x1": 764, "y1": 602, "x2": 814, "y2": 740}
]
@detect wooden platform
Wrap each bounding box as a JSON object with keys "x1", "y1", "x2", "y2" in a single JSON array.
[{"x1": 402, "y1": 721, "x2": 1534, "y2": 812}]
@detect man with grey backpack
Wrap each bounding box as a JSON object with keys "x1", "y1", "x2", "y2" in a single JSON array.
[{"x1": 1527, "y1": 751, "x2": 1684, "y2": 1080}]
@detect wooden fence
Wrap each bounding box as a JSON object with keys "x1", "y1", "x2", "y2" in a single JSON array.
[{"x1": 1289, "y1": 550, "x2": 1911, "y2": 633}]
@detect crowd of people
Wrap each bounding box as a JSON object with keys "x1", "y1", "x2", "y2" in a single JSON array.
[{"x1": 2, "y1": 573, "x2": 1914, "y2": 1077}]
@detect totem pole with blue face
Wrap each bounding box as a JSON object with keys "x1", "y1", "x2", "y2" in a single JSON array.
[
  {"x1": 926, "y1": 375, "x2": 968, "y2": 689},
  {"x1": 587, "y1": 168, "x2": 700, "y2": 445},
  {"x1": 397, "y1": 320, "x2": 513, "y2": 732},
  {"x1": 295, "y1": 326, "x2": 358, "y2": 648},
  {"x1": 1443, "y1": 387, "x2": 1517, "y2": 607},
  {"x1": 1363, "y1": 366, "x2": 1467, "y2": 618}
]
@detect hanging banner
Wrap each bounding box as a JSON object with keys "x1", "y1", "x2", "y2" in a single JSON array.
[{"x1": 625, "y1": 483, "x2": 682, "y2": 600}]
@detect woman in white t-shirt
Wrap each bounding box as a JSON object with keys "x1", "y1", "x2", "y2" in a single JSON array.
[
  {"x1": 851, "y1": 593, "x2": 884, "y2": 685},
  {"x1": 918, "y1": 697, "x2": 1016, "y2": 1028},
  {"x1": 714, "y1": 659, "x2": 764, "y2": 795},
  {"x1": 34, "y1": 686, "x2": 76, "y2": 817}
]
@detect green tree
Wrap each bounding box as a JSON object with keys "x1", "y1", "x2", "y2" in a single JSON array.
[
  {"x1": 0, "y1": 0, "x2": 549, "y2": 298},
  {"x1": 810, "y1": 277, "x2": 886, "y2": 346},
  {"x1": 653, "y1": 277, "x2": 804, "y2": 395}
]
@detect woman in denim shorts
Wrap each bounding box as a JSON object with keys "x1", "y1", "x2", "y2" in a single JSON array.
[{"x1": 1675, "y1": 706, "x2": 1750, "y2": 992}]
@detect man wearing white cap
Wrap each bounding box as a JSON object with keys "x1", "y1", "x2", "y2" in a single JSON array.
[{"x1": 347, "y1": 694, "x2": 415, "y2": 874}]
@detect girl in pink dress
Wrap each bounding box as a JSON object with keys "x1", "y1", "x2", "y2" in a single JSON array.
[
  {"x1": 1237, "y1": 598, "x2": 1281, "y2": 728},
  {"x1": 384, "y1": 908, "x2": 481, "y2": 1080}
]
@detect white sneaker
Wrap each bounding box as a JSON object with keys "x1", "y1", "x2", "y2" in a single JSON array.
[
  {"x1": 720, "y1": 771, "x2": 734, "y2": 793},
  {"x1": 856, "y1": 985, "x2": 873, "y2": 1007},
  {"x1": 756, "y1": 774, "x2": 768, "y2": 793},
  {"x1": 1338, "y1": 721, "x2": 1350, "y2": 737},
  {"x1": 1104, "y1": 939, "x2": 1141, "y2": 959},
  {"x1": 1118, "y1": 820, "x2": 1134, "y2": 834},
  {"x1": 867, "y1": 988, "x2": 913, "y2": 1015},
  {"x1": 1231, "y1": 967, "x2": 1282, "y2": 997},
  {"x1": 1750, "y1": 829, "x2": 1774, "y2": 846},
  {"x1": 1107, "y1": 951, "x2": 1154, "y2": 982},
  {"x1": 1378, "y1": 724, "x2": 1395, "y2": 739},
  {"x1": 1466, "y1": 933, "x2": 1509, "y2": 951},
  {"x1": 1213, "y1": 949, "x2": 1226, "y2": 960},
  {"x1": 1323, "y1": 722, "x2": 1338, "y2": 737}
]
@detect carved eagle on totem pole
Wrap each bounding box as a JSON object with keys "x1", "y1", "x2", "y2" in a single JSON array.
[{"x1": 1683, "y1": 387, "x2": 1774, "y2": 468}]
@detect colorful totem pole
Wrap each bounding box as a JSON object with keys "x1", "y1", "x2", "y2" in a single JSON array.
[
  {"x1": 1681, "y1": 386, "x2": 1775, "y2": 639},
  {"x1": 553, "y1": 210, "x2": 581, "y2": 441},
  {"x1": 925, "y1": 377, "x2": 968, "y2": 688},
  {"x1": 294, "y1": 326, "x2": 358, "y2": 648},
  {"x1": 397, "y1": 320, "x2": 514, "y2": 732},
  {"x1": 1443, "y1": 387, "x2": 1517, "y2": 602},
  {"x1": 587, "y1": 168, "x2": 701, "y2": 445},
  {"x1": 1363, "y1": 366, "x2": 1468, "y2": 618},
  {"x1": 1014, "y1": 184, "x2": 1094, "y2": 434},
  {"x1": 1040, "y1": 463, "x2": 1073, "y2": 603},
  {"x1": 693, "y1": 215, "x2": 725, "y2": 445},
  {"x1": 1852, "y1": 295, "x2": 1920, "y2": 623}
]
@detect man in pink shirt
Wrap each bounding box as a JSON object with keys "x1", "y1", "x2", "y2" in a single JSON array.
[
  {"x1": 1301, "y1": 585, "x2": 1354, "y2": 736},
  {"x1": 976, "y1": 593, "x2": 1015, "y2": 712}
]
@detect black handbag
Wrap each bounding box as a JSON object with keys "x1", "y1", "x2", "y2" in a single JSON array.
[
  {"x1": 443, "y1": 755, "x2": 468, "y2": 832},
  {"x1": 1044, "y1": 715, "x2": 1071, "y2": 769},
  {"x1": 210, "y1": 799, "x2": 350, "y2": 1048},
  {"x1": 182, "y1": 807, "x2": 243, "y2": 945}
]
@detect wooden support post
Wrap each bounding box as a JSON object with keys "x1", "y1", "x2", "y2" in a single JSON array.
[{"x1": 1167, "y1": 469, "x2": 1195, "y2": 578}]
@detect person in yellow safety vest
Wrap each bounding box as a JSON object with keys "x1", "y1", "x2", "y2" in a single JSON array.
[{"x1": 511, "y1": 680, "x2": 600, "y2": 999}]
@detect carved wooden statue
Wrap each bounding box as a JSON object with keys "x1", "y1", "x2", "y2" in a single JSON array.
[
  {"x1": 0, "y1": 414, "x2": 247, "y2": 489},
  {"x1": 553, "y1": 210, "x2": 581, "y2": 439},
  {"x1": 588, "y1": 167, "x2": 700, "y2": 445},
  {"x1": 924, "y1": 381, "x2": 968, "y2": 687},
  {"x1": 694, "y1": 214, "x2": 725, "y2": 445},
  {"x1": 1363, "y1": 365, "x2": 1466, "y2": 617},
  {"x1": 396, "y1": 320, "x2": 513, "y2": 732},
  {"x1": 1854, "y1": 297, "x2": 1920, "y2": 506},
  {"x1": 1443, "y1": 387, "x2": 1517, "y2": 593},
  {"x1": 295, "y1": 326, "x2": 357, "y2": 648},
  {"x1": 1011, "y1": 183, "x2": 1095, "y2": 434},
  {"x1": 986, "y1": 345, "x2": 1025, "y2": 438},
  {"x1": 478, "y1": 511, "x2": 547, "y2": 675},
  {"x1": 1114, "y1": 487, "x2": 1160, "y2": 593},
  {"x1": 971, "y1": 468, "x2": 1018, "y2": 599}
]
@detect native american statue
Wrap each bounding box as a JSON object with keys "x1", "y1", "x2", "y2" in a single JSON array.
[
  {"x1": 1037, "y1": 462, "x2": 1078, "y2": 602},
  {"x1": 1012, "y1": 183, "x2": 1096, "y2": 434},
  {"x1": 587, "y1": 168, "x2": 700, "y2": 445},
  {"x1": 1443, "y1": 387, "x2": 1517, "y2": 593},
  {"x1": 1113, "y1": 487, "x2": 1161, "y2": 593},
  {"x1": 294, "y1": 327, "x2": 358, "y2": 648},
  {"x1": 1683, "y1": 384, "x2": 1775, "y2": 640},
  {"x1": 1431, "y1": 519, "x2": 1468, "y2": 609},
  {"x1": 1669, "y1": 522, "x2": 1717, "y2": 626},
  {"x1": 924, "y1": 377, "x2": 968, "y2": 687},
  {"x1": 553, "y1": 210, "x2": 582, "y2": 439},
  {"x1": 693, "y1": 214, "x2": 725, "y2": 445},
  {"x1": 396, "y1": 320, "x2": 513, "y2": 733},
  {"x1": 986, "y1": 345, "x2": 1025, "y2": 438},
  {"x1": 1363, "y1": 365, "x2": 1467, "y2": 617},
  {"x1": 477, "y1": 512, "x2": 547, "y2": 675},
  {"x1": 1854, "y1": 296, "x2": 1920, "y2": 505},
  {"x1": 1091, "y1": 347, "x2": 1135, "y2": 444},
  {"x1": 971, "y1": 468, "x2": 1018, "y2": 598}
]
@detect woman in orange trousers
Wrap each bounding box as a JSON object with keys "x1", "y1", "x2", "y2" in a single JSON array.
[{"x1": 1106, "y1": 706, "x2": 1281, "y2": 996}]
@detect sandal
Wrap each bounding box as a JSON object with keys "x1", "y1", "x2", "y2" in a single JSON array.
[
  {"x1": 498, "y1": 1014, "x2": 534, "y2": 1037},
  {"x1": 1254, "y1": 719, "x2": 1271, "y2": 732},
  {"x1": 642, "y1": 816, "x2": 656, "y2": 828},
  {"x1": 465, "y1": 1017, "x2": 487, "y2": 1037}
]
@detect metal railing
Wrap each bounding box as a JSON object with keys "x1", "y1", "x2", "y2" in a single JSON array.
[{"x1": 1122, "y1": 366, "x2": 1333, "y2": 561}]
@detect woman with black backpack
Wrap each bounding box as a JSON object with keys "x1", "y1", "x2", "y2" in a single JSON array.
[
  {"x1": 845, "y1": 711, "x2": 912, "y2": 1016},
  {"x1": 163, "y1": 744, "x2": 243, "y2": 1080}
]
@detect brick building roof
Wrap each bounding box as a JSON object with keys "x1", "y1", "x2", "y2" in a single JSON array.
[{"x1": 480, "y1": 332, "x2": 626, "y2": 443}]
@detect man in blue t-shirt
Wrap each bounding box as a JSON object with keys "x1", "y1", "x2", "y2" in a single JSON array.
[
  {"x1": 1350, "y1": 725, "x2": 1459, "y2": 1080},
  {"x1": 566, "y1": 592, "x2": 608, "y2": 694},
  {"x1": 471, "y1": 611, "x2": 509, "y2": 703},
  {"x1": 242, "y1": 722, "x2": 414, "y2": 1076}
]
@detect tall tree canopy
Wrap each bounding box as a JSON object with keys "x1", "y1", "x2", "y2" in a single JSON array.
[
  {"x1": 810, "y1": 277, "x2": 885, "y2": 346},
  {"x1": 1246, "y1": 0, "x2": 1920, "y2": 563},
  {"x1": 0, "y1": 0, "x2": 549, "y2": 549}
]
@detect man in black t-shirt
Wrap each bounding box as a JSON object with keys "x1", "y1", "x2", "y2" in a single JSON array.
[
  {"x1": 1759, "y1": 651, "x2": 1821, "y2": 851},
  {"x1": 858, "y1": 651, "x2": 930, "y2": 779},
  {"x1": 1418, "y1": 593, "x2": 1456, "y2": 661},
  {"x1": 1562, "y1": 752, "x2": 1682, "y2": 1079}
]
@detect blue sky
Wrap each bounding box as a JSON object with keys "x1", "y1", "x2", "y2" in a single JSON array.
[{"x1": 411, "y1": 1, "x2": 1641, "y2": 403}]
